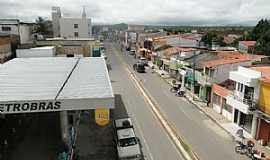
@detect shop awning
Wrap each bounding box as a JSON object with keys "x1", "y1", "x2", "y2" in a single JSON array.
[
  {"x1": 0, "y1": 57, "x2": 114, "y2": 114},
  {"x1": 186, "y1": 74, "x2": 194, "y2": 82}
]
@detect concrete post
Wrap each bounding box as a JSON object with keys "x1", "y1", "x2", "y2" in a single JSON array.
[
  {"x1": 251, "y1": 114, "x2": 258, "y2": 138},
  {"x1": 60, "y1": 111, "x2": 69, "y2": 143},
  {"x1": 180, "y1": 72, "x2": 185, "y2": 90},
  {"x1": 256, "y1": 118, "x2": 261, "y2": 139}
]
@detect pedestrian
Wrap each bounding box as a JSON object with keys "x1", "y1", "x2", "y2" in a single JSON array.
[{"x1": 207, "y1": 99, "x2": 210, "y2": 106}]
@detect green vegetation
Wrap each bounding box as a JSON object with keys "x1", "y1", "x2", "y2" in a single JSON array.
[
  {"x1": 201, "y1": 32, "x2": 226, "y2": 47},
  {"x1": 35, "y1": 17, "x2": 53, "y2": 37},
  {"x1": 236, "y1": 19, "x2": 270, "y2": 55},
  {"x1": 253, "y1": 19, "x2": 270, "y2": 55}
]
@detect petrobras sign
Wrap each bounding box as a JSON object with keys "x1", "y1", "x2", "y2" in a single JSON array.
[
  {"x1": 0, "y1": 101, "x2": 61, "y2": 114},
  {"x1": 0, "y1": 97, "x2": 114, "y2": 114}
]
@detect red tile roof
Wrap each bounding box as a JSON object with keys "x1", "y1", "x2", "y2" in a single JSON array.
[
  {"x1": 223, "y1": 36, "x2": 237, "y2": 44},
  {"x1": 153, "y1": 35, "x2": 179, "y2": 41},
  {"x1": 212, "y1": 84, "x2": 231, "y2": 97},
  {"x1": 203, "y1": 51, "x2": 264, "y2": 68},
  {"x1": 240, "y1": 41, "x2": 256, "y2": 47},
  {"x1": 162, "y1": 47, "x2": 197, "y2": 58},
  {"x1": 251, "y1": 66, "x2": 270, "y2": 83}
]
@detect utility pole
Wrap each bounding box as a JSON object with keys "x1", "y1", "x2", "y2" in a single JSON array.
[{"x1": 192, "y1": 50, "x2": 196, "y2": 97}]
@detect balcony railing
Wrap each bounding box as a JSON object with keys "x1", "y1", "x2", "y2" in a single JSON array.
[
  {"x1": 197, "y1": 72, "x2": 215, "y2": 86},
  {"x1": 231, "y1": 94, "x2": 257, "y2": 111}
]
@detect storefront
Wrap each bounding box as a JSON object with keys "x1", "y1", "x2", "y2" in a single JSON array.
[
  {"x1": 161, "y1": 58, "x2": 170, "y2": 72},
  {"x1": 256, "y1": 112, "x2": 270, "y2": 146}
]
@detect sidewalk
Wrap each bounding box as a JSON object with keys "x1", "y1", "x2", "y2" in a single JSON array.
[{"x1": 150, "y1": 63, "x2": 270, "y2": 159}]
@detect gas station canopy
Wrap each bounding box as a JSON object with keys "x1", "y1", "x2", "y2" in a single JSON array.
[{"x1": 0, "y1": 57, "x2": 114, "y2": 114}]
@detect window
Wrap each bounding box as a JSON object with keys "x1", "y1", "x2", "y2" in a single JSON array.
[
  {"x1": 119, "y1": 137, "x2": 137, "y2": 147},
  {"x1": 237, "y1": 83, "x2": 244, "y2": 92},
  {"x1": 212, "y1": 93, "x2": 221, "y2": 105},
  {"x1": 74, "y1": 32, "x2": 79, "y2": 37},
  {"x1": 223, "y1": 100, "x2": 232, "y2": 113},
  {"x1": 74, "y1": 24, "x2": 78, "y2": 28},
  {"x1": 209, "y1": 69, "x2": 214, "y2": 77},
  {"x1": 205, "y1": 67, "x2": 214, "y2": 77},
  {"x1": 2, "y1": 26, "x2": 11, "y2": 31}
]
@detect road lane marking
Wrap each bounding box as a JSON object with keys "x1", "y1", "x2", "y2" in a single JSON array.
[
  {"x1": 125, "y1": 100, "x2": 154, "y2": 160},
  {"x1": 112, "y1": 45, "x2": 199, "y2": 160},
  {"x1": 132, "y1": 115, "x2": 154, "y2": 160}
]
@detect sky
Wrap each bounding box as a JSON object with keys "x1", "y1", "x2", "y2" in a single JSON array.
[{"x1": 0, "y1": 0, "x2": 269, "y2": 26}]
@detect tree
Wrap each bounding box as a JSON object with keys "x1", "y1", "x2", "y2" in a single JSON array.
[
  {"x1": 251, "y1": 19, "x2": 270, "y2": 55},
  {"x1": 252, "y1": 19, "x2": 270, "y2": 40},
  {"x1": 201, "y1": 32, "x2": 226, "y2": 47},
  {"x1": 35, "y1": 17, "x2": 53, "y2": 37},
  {"x1": 255, "y1": 29, "x2": 270, "y2": 55}
]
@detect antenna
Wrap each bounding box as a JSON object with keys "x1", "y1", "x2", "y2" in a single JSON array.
[{"x1": 82, "y1": 5, "x2": 86, "y2": 18}]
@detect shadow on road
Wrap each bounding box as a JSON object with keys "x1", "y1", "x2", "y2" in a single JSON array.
[{"x1": 112, "y1": 94, "x2": 129, "y2": 120}]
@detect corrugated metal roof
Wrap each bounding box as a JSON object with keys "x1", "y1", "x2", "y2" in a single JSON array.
[
  {"x1": 0, "y1": 19, "x2": 19, "y2": 25},
  {"x1": 0, "y1": 58, "x2": 77, "y2": 101},
  {"x1": 0, "y1": 57, "x2": 114, "y2": 112},
  {"x1": 58, "y1": 57, "x2": 114, "y2": 99}
]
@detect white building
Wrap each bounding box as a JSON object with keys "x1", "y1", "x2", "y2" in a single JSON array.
[
  {"x1": 0, "y1": 19, "x2": 35, "y2": 44},
  {"x1": 52, "y1": 7, "x2": 92, "y2": 38},
  {"x1": 226, "y1": 66, "x2": 261, "y2": 137},
  {"x1": 16, "y1": 46, "x2": 56, "y2": 58},
  {"x1": 238, "y1": 41, "x2": 256, "y2": 54}
]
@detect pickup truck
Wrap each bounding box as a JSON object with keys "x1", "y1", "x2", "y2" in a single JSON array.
[{"x1": 114, "y1": 118, "x2": 142, "y2": 160}]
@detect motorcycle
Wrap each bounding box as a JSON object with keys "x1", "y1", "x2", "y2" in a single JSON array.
[
  {"x1": 175, "y1": 89, "x2": 185, "y2": 97},
  {"x1": 170, "y1": 85, "x2": 179, "y2": 93},
  {"x1": 170, "y1": 80, "x2": 180, "y2": 93},
  {"x1": 235, "y1": 140, "x2": 256, "y2": 158},
  {"x1": 235, "y1": 140, "x2": 247, "y2": 154}
]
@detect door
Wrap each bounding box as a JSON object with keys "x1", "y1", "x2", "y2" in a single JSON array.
[
  {"x1": 234, "y1": 109, "x2": 239, "y2": 124},
  {"x1": 258, "y1": 119, "x2": 270, "y2": 144}
]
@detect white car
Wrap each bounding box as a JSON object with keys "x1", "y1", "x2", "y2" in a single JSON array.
[{"x1": 116, "y1": 128, "x2": 142, "y2": 160}]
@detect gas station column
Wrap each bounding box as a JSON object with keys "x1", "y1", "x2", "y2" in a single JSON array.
[{"x1": 60, "y1": 111, "x2": 69, "y2": 142}]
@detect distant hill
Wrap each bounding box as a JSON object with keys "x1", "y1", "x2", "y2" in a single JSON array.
[{"x1": 111, "y1": 23, "x2": 128, "y2": 30}]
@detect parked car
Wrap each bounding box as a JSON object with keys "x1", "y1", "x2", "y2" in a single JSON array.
[
  {"x1": 138, "y1": 57, "x2": 148, "y2": 66},
  {"x1": 133, "y1": 62, "x2": 145, "y2": 73},
  {"x1": 114, "y1": 118, "x2": 143, "y2": 160},
  {"x1": 116, "y1": 128, "x2": 142, "y2": 160}
]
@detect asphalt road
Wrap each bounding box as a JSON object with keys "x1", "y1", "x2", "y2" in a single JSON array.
[
  {"x1": 107, "y1": 42, "x2": 248, "y2": 160},
  {"x1": 106, "y1": 42, "x2": 184, "y2": 160}
]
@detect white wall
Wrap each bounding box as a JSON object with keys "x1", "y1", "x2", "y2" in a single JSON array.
[
  {"x1": 213, "y1": 61, "x2": 252, "y2": 84},
  {"x1": 222, "y1": 109, "x2": 232, "y2": 121},
  {"x1": 59, "y1": 18, "x2": 91, "y2": 38},
  {"x1": 0, "y1": 24, "x2": 19, "y2": 35},
  {"x1": 52, "y1": 6, "x2": 61, "y2": 37},
  {"x1": 19, "y1": 24, "x2": 33, "y2": 44},
  {"x1": 239, "y1": 43, "x2": 248, "y2": 53},
  {"x1": 16, "y1": 47, "x2": 56, "y2": 58},
  {"x1": 0, "y1": 24, "x2": 33, "y2": 44}
]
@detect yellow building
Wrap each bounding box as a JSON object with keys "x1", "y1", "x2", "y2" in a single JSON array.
[
  {"x1": 252, "y1": 66, "x2": 270, "y2": 145},
  {"x1": 259, "y1": 80, "x2": 270, "y2": 114}
]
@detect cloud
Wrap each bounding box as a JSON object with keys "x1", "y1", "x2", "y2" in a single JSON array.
[{"x1": 0, "y1": 0, "x2": 269, "y2": 25}]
